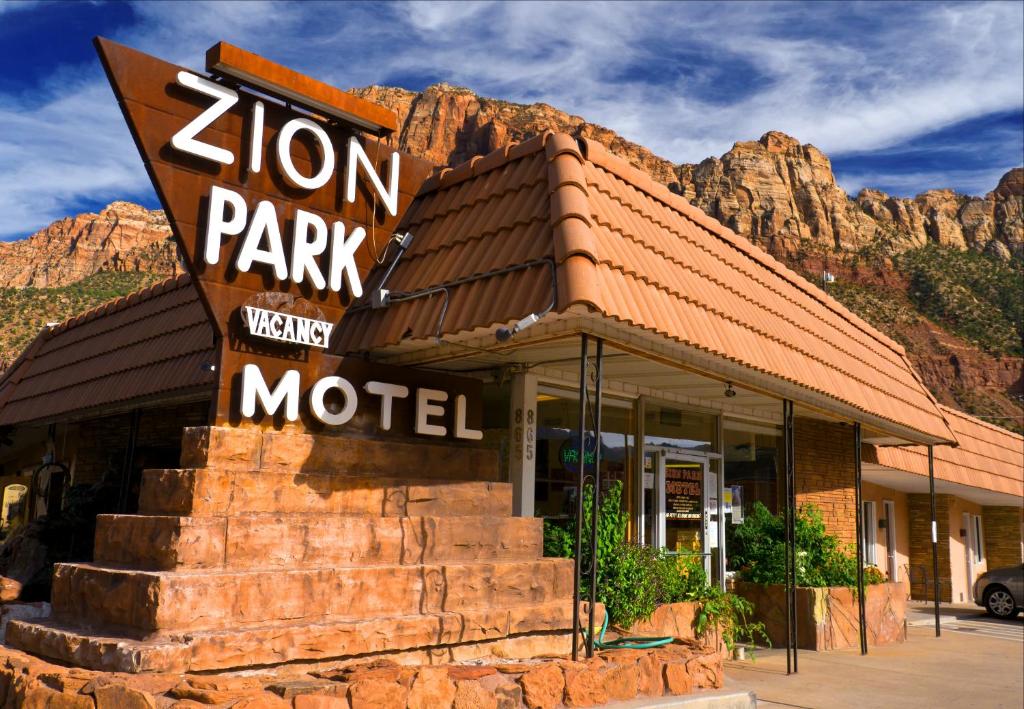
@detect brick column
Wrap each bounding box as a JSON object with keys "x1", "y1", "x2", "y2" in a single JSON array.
[
  {"x1": 982, "y1": 505, "x2": 1024, "y2": 569},
  {"x1": 793, "y1": 418, "x2": 856, "y2": 545},
  {"x1": 908, "y1": 493, "x2": 953, "y2": 602}
]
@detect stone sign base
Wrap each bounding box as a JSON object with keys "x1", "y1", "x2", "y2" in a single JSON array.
[
  {"x1": 6, "y1": 426, "x2": 575, "y2": 673},
  {"x1": 733, "y1": 581, "x2": 907, "y2": 651},
  {"x1": 0, "y1": 639, "x2": 724, "y2": 708}
]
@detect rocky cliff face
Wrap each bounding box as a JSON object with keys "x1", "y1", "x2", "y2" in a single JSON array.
[
  {"x1": 678, "y1": 133, "x2": 1022, "y2": 259},
  {"x1": 0, "y1": 201, "x2": 178, "y2": 288},
  {"x1": 1, "y1": 84, "x2": 1019, "y2": 429},
  {"x1": 354, "y1": 85, "x2": 1023, "y2": 261},
  {"x1": 352, "y1": 84, "x2": 681, "y2": 185},
  {"x1": 356, "y1": 84, "x2": 1022, "y2": 429}
]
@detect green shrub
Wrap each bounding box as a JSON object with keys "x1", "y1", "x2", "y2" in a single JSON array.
[
  {"x1": 544, "y1": 481, "x2": 768, "y2": 647},
  {"x1": 600, "y1": 542, "x2": 661, "y2": 628},
  {"x1": 729, "y1": 502, "x2": 883, "y2": 588}
]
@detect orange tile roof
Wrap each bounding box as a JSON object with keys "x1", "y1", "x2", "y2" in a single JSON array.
[
  {"x1": 867, "y1": 406, "x2": 1024, "y2": 497},
  {"x1": 0, "y1": 274, "x2": 215, "y2": 426},
  {"x1": 337, "y1": 132, "x2": 954, "y2": 443}
]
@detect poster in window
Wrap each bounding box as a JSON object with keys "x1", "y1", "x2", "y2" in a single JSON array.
[{"x1": 664, "y1": 464, "x2": 702, "y2": 520}]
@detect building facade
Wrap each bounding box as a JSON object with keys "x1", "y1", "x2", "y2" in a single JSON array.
[{"x1": 0, "y1": 40, "x2": 1020, "y2": 674}]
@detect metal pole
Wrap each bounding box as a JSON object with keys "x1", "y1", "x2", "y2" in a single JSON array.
[
  {"x1": 790, "y1": 403, "x2": 798, "y2": 672},
  {"x1": 586, "y1": 339, "x2": 604, "y2": 658},
  {"x1": 786, "y1": 401, "x2": 794, "y2": 672},
  {"x1": 854, "y1": 422, "x2": 868, "y2": 655},
  {"x1": 571, "y1": 334, "x2": 588, "y2": 661},
  {"x1": 928, "y1": 445, "x2": 941, "y2": 637},
  {"x1": 783, "y1": 399, "x2": 793, "y2": 674}
]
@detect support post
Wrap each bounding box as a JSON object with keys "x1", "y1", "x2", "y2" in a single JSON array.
[
  {"x1": 508, "y1": 372, "x2": 538, "y2": 517},
  {"x1": 854, "y1": 422, "x2": 868, "y2": 655},
  {"x1": 586, "y1": 339, "x2": 604, "y2": 658},
  {"x1": 571, "y1": 334, "x2": 588, "y2": 661},
  {"x1": 783, "y1": 400, "x2": 797, "y2": 673},
  {"x1": 928, "y1": 445, "x2": 941, "y2": 637}
]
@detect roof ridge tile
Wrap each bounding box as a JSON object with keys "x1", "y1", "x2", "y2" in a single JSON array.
[
  {"x1": 578, "y1": 137, "x2": 910, "y2": 359},
  {"x1": 603, "y1": 263, "x2": 938, "y2": 419},
  {"x1": 587, "y1": 186, "x2": 915, "y2": 377},
  {"x1": 590, "y1": 218, "x2": 922, "y2": 397},
  {"x1": 939, "y1": 404, "x2": 1024, "y2": 441},
  {"x1": 546, "y1": 133, "x2": 599, "y2": 310}
]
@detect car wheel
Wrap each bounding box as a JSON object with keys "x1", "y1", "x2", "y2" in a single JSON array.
[{"x1": 984, "y1": 586, "x2": 1017, "y2": 618}]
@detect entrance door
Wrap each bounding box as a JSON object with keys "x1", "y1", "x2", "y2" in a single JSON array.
[{"x1": 644, "y1": 449, "x2": 717, "y2": 576}]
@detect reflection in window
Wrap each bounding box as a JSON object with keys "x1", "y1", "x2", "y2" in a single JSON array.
[
  {"x1": 534, "y1": 392, "x2": 634, "y2": 519},
  {"x1": 643, "y1": 403, "x2": 716, "y2": 453},
  {"x1": 723, "y1": 421, "x2": 781, "y2": 517}
]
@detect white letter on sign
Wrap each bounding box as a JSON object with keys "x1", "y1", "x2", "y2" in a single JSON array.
[
  {"x1": 277, "y1": 117, "x2": 335, "y2": 190},
  {"x1": 291, "y1": 209, "x2": 328, "y2": 289},
  {"x1": 415, "y1": 388, "x2": 448, "y2": 437},
  {"x1": 310, "y1": 376, "x2": 358, "y2": 426},
  {"x1": 204, "y1": 186, "x2": 247, "y2": 266},
  {"x1": 237, "y1": 200, "x2": 289, "y2": 280},
  {"x1": 171, "y1": 72, "x2": 238, "y2": 165},
  {"x1": 364, "y1": 381, "x2": 409, "y2": 431},
  {"x1": 454, "y1": 394, "x2": 483, "y2": 440},
  {"x1": 328, "y1": 222, "x2": 366, "y2": 297},
  {"x1": 249, "y1": 100, "x2": 265, "y2": 174},
  {"x1": 345, "y1": 137, "x2": 400, "y2": 217},
  {"x1": 241, "y1": 365, "x2": 300, "y2": 421}
]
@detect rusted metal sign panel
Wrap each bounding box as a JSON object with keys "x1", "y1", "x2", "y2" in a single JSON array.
[{"x1": 94, "y1": 38, "x2": 481, "y2": 435}]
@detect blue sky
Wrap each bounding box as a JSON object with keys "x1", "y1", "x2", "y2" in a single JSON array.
[{"x1": 0, "y1": 0, "x2": 1021, "y2": 240}]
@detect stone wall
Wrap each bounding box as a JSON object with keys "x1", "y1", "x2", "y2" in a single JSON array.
[
  {"x1": 0, "y1": 640, "x2": 724, "y2": 708},
  {"x1": 733, "y1": 582, "x2": 906, "y2": 651},
  {"x1": 907, "y1": 494, "x2": 953, "y2": 602},
  {"x1": 982, "y1": 505, "x2": 1024, "y2": 570},
  {"x1": 794, "y1": 418, "x2": 856, "y2": 545},
  {"x1": 6, "y1": 426, "x2": 578, "y2": 673}
]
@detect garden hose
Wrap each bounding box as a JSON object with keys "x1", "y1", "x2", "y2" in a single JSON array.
[{"x1": 584, "y1": 611, "x2": 674, "y2": 650}]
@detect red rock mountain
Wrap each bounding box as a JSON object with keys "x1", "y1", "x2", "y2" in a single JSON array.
[
  {"x1": 353, "y1": 85, "x2": 1023, "y2": 261},
  {"x1": 0, "y1": 201, "x2": 178, "y2": 288},
  {"x1": 1, "y1": 83, "x2": 1020, "y2": 429}
]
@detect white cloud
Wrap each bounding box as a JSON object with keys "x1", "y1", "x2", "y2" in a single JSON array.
[{"x1": 0, "y1": 0, "x2": 1021, "y2": 238}]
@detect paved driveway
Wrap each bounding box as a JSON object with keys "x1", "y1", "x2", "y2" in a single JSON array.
[{"x1": 723, "y1": 618, "x2": 1024, "y2": 709}]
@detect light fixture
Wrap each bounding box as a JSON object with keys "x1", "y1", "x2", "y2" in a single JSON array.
[
  {"x1": 495, "y1": 312, "x2": 542, "y2": 342},
  {"x1": 724, "y1": 382, "x2": 737, "y2": 398},
  {"x1": 205, "y1": 42, "x2": 397, "y2": 134}
]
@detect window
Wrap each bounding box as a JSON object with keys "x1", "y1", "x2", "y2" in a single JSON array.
[
  {"x1": 972, "y1": 514, "x2": 984, "y2": 563},
  {"x1": 533, "y1": 389, "x2": 635, "y2": 519},
  {"x1": 861, "y1": 501, "x2": 877, "y2": 566},
  {"x1": 723, "y1": 420, "x2": 781, "y2": 517}
]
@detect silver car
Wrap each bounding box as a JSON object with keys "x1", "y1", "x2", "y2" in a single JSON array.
[{"x1": 974, "y1": 564, "x2": 1024, "y2": 618}]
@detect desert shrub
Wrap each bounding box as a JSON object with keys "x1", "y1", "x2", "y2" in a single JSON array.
[
  {"x1": 729, "y1": 502, "x2": 882, "y2": 588},
  {"x1": 544, "y1": 481, "x2": 767, "y2": 646}
]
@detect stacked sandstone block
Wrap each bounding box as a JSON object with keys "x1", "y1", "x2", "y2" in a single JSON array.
[{"x1": 6, "y1": 427, "x2": 574, "y2": 672}]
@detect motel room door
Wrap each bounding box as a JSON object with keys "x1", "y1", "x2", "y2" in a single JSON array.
[{"x1": 640, "y1": 449, "x2": 723, "y2": 581}]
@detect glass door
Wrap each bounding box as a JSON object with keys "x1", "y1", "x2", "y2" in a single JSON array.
[{"x1": 644, "y1": 449, "x2": 718, "y2": 577}]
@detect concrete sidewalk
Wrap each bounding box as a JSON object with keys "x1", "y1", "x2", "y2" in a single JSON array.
[
  {"x1": 723, "y1": 623, "x2": 1024, "y2": 708},
  {"x1": 905, "y1": 600, "x2": 990, "y2": 626}
]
